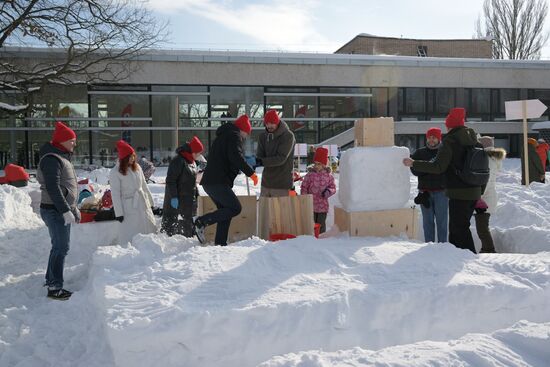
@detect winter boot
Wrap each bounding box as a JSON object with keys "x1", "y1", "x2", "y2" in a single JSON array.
[
  {"x1": 47, "y1": 288, "x2": 72, "y2": 300},
  {"x1": 193, "y1": 217, "x2": 206, "y2": 244}
]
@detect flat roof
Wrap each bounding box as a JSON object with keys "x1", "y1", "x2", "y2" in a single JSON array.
[{"x1": 2, "y1": 46, "x2": 550, "y2": 70}]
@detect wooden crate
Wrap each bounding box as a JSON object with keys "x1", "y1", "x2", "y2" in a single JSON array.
[
  {"x1": 197, "y1": 195, "x2": 257, "y2": 244},
  {"x1": 354, "y1": 117, "x2": 395, "y2": 147},
  {"x1": 334, "y1": 205, "x2": 417, "y2": 239},
  {"x1": 259, "y1": 195, "x2": 315, "y2": 240}
]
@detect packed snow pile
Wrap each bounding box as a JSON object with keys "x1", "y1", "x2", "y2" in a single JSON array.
[
  {"x1": 0, "y1": 184, "x2": 43, "y2": 233},
  {"x1": 339, "y1": 146, "x2": 411, "y2": 211},
  {"x1": 259, "y1": 320, "x2": 550, "y2": 366},
  {"x1": 91, "y1": 237, "x2": 550, "y2": 367}
]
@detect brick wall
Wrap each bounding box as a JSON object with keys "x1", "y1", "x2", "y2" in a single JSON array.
[{"x1": 336, "y1": 36, "x2": 493, "y2": 59}]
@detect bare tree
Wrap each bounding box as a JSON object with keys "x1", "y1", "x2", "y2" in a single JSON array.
[
  {"x1": 475, "y1": 0, "x2": 549, "y2": 59},
  {"x1": 0, "y1": 0, "x2": 168, "y2": 113}
]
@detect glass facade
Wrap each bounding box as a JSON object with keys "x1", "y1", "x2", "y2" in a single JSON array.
[{"x1": 0, "y1": 84, "x2": 536, "y2": 168}]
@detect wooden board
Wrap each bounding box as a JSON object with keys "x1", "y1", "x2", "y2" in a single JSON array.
[
  {"x1": 259, "y1": 195, "x2": 315, "y2": 240},
  {"x1": 354, "y1": 117, "x2": 395, "y2": 147},
  {"x1": 197, "y1": 195, "x2": 257, "y2": 244},
  {"x1": 334, "y1": 206, "x2": 417, "y2": 239}
]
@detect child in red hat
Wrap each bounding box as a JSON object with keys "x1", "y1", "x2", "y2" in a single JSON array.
[{"x1": 300, "y1": 147, "x2": 336, "y2": 234}]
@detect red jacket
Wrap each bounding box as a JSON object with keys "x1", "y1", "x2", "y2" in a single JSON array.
[
  {"x1": 300, "y1": 165, "x2": 336, "y2": 213},
  {"x1": 536, "y1": 143, "x2": 549, "y2": 171}
]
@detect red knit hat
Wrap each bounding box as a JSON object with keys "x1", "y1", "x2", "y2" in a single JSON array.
[
  {"x1": 188, "y1": 136, "x2": 204, "y2": 153},
  {"x1": 426, "y1": 127, "x2": 442, "y2": 141},
  {"x1": 51, "y1": 121, "x2": 76, "y2": 144},
  {"x1": 234, "y1": 114, "x2": 252, "y2": 134},
  {"x1": 264, "y1": 109, "x2": 280, "y2": 125},
  {"x1": 116, "y1": 140, "x2": 135, "y2": 160},
  {"x1": 445, "y1": 108, "x2": 466, "y2": 129},
  {"x1": 313, "y1": 147, "x2": 329, "y2": 166}
]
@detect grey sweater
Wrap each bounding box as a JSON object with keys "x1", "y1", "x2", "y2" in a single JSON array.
[{"x1": 256, "y1": 121, "x2": 296, "y2": 190}]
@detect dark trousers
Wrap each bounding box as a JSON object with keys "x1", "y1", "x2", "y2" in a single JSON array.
[
  {"x1": 199, "y1": 184, "x2": 242, "y2": 246},
  {"x1": 314, "y1": 212, "x2": 327, "y2": 234},
  {"x1": 448, "y1": 199, "x2": 476, "y2": 254},
  {"x1": 40, "y1": 208, "x2": 71, "y2": 289},
  {"x1": 161, "y1": 200, "x2": 196, "y2": 237},
  {"x1": 475, "y1": 212, "x2": 496, "y2": 253}
]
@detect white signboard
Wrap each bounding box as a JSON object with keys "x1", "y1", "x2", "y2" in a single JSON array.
[
  {"x1": 294, "y1": 143, "x2": 308, "y2": 157},
  {"x1": 505, "y1": 99, "x2": 547, "y2": 120}
]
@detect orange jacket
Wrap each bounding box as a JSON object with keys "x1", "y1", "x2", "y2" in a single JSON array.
[{"x1": 536, "y1": 143, "x2": 550, "y2": 170}]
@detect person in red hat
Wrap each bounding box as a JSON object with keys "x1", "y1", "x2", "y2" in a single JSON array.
[
  {"x1": 109, "y1": 139, "x2": 157, "y2": 245},
  {"x1": 403, "y1": 107, "x2": 483, "y2": 254},
  {"x1": 194, "y1": 115, "x2": 258, "y2": 245},
  {"x1": 256, "y1": 109, "x2": 296, "y2": 197},
  {"x1": 410, "y1": 127, "x2": 448, "y2": 243},
  {"x1": 161, "y1": 136, "x2": 205, "y2": 237},
  {"x1": 0, "y1": 163, "x2": 30, "y2": 187},
  {"x1": 36, "y1": 121, "x2": 79, "y2": 300},
  {"x1": 300, "y1": 147, "x2": 336, "y2": 234}
]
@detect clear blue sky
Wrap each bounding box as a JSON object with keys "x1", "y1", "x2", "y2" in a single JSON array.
[{"x1": 147, "y1": 0, "x2": 550, "y2": 57}]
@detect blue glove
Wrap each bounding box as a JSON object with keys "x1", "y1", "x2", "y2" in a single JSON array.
[{"x1": 170, "y1": 198, "x2": 179, "y2": 209}]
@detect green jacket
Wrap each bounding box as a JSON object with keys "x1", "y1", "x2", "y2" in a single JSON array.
[
  {"x1": 412, "y1": 126, "x2": 482, "y2": 200},
  {"x1": 521, "y1": 144, "x2": 544, "y2": 185},
  {"x1": 256, "y1": 121, "x2": 296, "y2": 190}
]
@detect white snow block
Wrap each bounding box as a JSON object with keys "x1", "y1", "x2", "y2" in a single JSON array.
[{"x1": 339, "y1": 146, "x2": 411, "y2": 211}]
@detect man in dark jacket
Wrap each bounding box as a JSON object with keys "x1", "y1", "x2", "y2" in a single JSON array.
[
  {"x1": 194, "y1": 115, "x2": 258, "y2": 245},
  {"x1": 403, "y1": 108, "x2": 481, "y2": 254},
  {"x1": 521, "y1": 138, "x2": 545, "y2": 185},
  {"x1": 37, "y1": 122, "x2": 80, "y2": 300},
  {"x1": 161, "y1": 136, "x2": 204, "y2": 237},
  {"x1": 256, "y1": 109, "x2": 296, "y2": 197},
  {"x1": 410, "y1": 127, "x2": 448, "y2": 243}
]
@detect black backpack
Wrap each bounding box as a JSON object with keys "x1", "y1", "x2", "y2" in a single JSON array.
[{"x1": 456, "y1": 145, "x2": 490, "y2": 186}]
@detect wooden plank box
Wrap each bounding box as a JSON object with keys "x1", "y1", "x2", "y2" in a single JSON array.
[
  {"x1": 334, "y1": 205, "x2": 417, "y2": 239},
  {"x1": 354, "y1": 117, "x2": 395, "y2": 147},
  {"x1": 259, "y1": 195, "x2": 314, "y2": 240},
  {"x1": 197, "y1": 195, "x2": 257, "y2": 244}
]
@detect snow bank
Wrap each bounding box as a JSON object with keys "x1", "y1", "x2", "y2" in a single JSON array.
[
  {"x1": 339, "y1": 147, "x2": 411, "y2": 211},
  {"x1": 259, "y1": 320, "x2": 550, "y2": 366},
  {"x1": 0, "y1": 185, "x2": 43, "y2": 233},
  {"x1": 91, "y1": 236, "x2": 550, "y2": 367}
]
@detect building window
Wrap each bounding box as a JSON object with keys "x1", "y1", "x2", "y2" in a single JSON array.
[{"x1": 417, "y1": 45, "x2": 428, "y2": 57}]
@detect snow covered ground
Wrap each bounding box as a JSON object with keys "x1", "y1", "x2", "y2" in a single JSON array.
[{"x1": 0, "y1": 159, "x2": 549, "y2": 366}]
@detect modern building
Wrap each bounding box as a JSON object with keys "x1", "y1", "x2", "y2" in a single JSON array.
[
  {"x1": 1, "y1": 46, "x2": 550, "y2": 168},
  {"x1": 336, "y1": 33, "x2": 493, "y2": 58}
]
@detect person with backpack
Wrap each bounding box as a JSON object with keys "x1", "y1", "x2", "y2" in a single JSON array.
[
  {"x1": 410, "y1": 127, "x2": 448, "y2": 243},
  {"x1": 193, "y1": 115, "x2": 258, "y2": 246},
  {"x1": 521, "y1": 138, "x2": 545, "y2": 185},
  {"x1": 109, "y1": 140, "x2": 157, "y2": 245},
  {"x1": 403, "y1": 108, "x2": 486, "y2": 254},
  {"x1": 161, "y1": 136, "x2": 204, "y2": 237},
  {"x1": 474, "y1": 136, "x2": 506, "y2": 253},
  {"x1": 37, "y1": 122, "x2": 80, "y2": 300}
]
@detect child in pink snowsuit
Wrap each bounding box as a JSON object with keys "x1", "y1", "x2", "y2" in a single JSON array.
[{"x1": 300, "y1": 147, "x2": 336, "y2": 234}]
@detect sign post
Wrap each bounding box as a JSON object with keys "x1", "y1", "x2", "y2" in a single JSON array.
[{"x1": 505, "y1": 99, "x2": 547, "y2": 186}]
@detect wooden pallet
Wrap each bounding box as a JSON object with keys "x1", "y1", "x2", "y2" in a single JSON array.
[
  {"x1": 334, "y1": 205, "x2": 418, "y2": 239},
  {"x1": 197, "y1": 195, "x2": 257, "y2": 243},
  {"x1": 258, "y1": 195, "x2": 314, "y2": 240}
]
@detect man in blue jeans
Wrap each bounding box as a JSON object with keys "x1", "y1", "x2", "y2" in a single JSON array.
[
  {"x1": 410, "y1": 127, "x2": 448, "y2": 243},
  {"x1": 37, "y1": 122, "x2": 80, "y2": 300},
  {"x1": 193, "y1": 115, "x2": 258, "y2": 246}
]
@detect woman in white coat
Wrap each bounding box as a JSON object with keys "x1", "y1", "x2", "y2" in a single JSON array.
[
  {"x1": 109, "y1": 140, "x2": 157, "y2": 245},
  {"x1": 475, "y1": 136, "x2": 507, "y2": 253}
]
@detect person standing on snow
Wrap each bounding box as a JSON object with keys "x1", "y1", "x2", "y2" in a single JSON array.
[
  {"x1": 300, "y1": 147, "x2": 336, "y2": 234},
  {"x1": 536, "y1": 138, "x2": 549, "y2": 178},
  {"x1": 256, "y1": 109, "x2": 296, "y2": 197},
  {"x1": 521, "y1": 138, "x2": 545, "y2": 185},
  {"x1": 161, "y1": 136, "x2": 204, "y2": 237},
  {"x1": 109, "y1": 140, "x2": 157, "y2": 245},
  {"x1": 193, "y1": 115, "x2": 258, "y2": 246},
  {"x1": 37, "y1": 122, "x2": 80, "y2": 300},
  {"x1": 403, "y1": 108, "x2": 483, "y2": 254},
  {"x1": 410, "y1": 127, "x2": 448, "y2": 243},
  {"x1": 474, "y1": 136, "x2": 506, "y2": 253}
]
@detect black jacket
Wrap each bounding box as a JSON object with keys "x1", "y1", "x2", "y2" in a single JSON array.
[
  {"x1": 161, "y1": 145, "x2": 199, "y2": 236},
  {"x1": 200, "y1": 123, "x2": 255, "y2": 187},
  {"x1": 410, "y1": 146, "x2": 445, "y2": 191}
]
